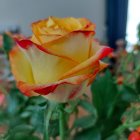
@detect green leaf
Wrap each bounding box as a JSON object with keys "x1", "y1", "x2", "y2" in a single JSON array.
[
  {"x1": 73, "y1": 100, "x2": 97, "y2": 129},
  {"x1": 120, "y1": 85, "x2": 138, "y2": 102},
  {"x1": 78, "y1": 100, "x2": 97, "y2": 115},
  {"x1": 3, "y1": 33, "x2": 14, "y2": 57},
  {"x1": 74, "y1": 127, "x2": 101, "y2": 140},
  {"x1": 7, "y1": 133, "x2": 40, "y2": 140},
  {"x1": 28, "y1": 96, "x2": 47, "y2": 106},
  {"x1": 74, "y1": 115, "x2": 97, "y2": 129},
  {"x1": 135, "y1": 76, "x2": 140, "y2": 94},
  {"x1": 91, "y1": 71, "x2": 118, "y2": 119},
  {"x1": 9, "y1": 124, "x2": 34, "y2": 134},
  {"x1": 105, "y1": 135, "x2": 118, "y2": 140}
]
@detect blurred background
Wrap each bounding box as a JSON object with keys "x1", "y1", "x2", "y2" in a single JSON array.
[
  {"x1": 0, "y1": 0, "x2": 106, "y2": 40},
  {"x1": 0, "y1": 0, "x2": 139, "y2": 50}
]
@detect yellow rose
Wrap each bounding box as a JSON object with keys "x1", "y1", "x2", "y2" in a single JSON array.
[{"x1": 9, "y1": 17, "x2": 112, "y2": 102}]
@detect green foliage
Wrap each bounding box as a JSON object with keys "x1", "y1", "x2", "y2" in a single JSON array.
[
  {"x1": 74, "y1": 70, "x2": 140, "y2": 140},
  {"x1": 74, "y1": 127, "x2": 101, "y2": 140},
  {"x1": 1, "y1": 68, "x2": 140, "y2": 139},
  {"x1": 91, "y1": 71, "x2": 118, "y2": 119},
  {"x1": 3, "y1": 33, "x2": 15, "y2": 57},
  {"x1": 73, "y1": 100, "x2": 97, "y2": 129},
  {"x1": 135, "y1": 76, "x2": 140, "y2": 94}
]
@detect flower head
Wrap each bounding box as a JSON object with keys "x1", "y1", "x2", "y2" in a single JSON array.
[{"x1": 9, "y1": 17, "x2": 112, "y2": 102}]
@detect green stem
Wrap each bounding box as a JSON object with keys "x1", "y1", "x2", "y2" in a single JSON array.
[
  {"x1": 59, "y1": 104, "x2": 66, "y2": 140},
  {"x1": 44, "y1": 101, "x2": 57, "y2": 140},
  {"x1": 115, "y1": 120, "x2": 140, "y2": 134}
]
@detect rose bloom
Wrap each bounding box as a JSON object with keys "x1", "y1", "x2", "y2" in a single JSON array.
[{"x1": 9, "y1": 17, "x2": 112, "y2": 102}]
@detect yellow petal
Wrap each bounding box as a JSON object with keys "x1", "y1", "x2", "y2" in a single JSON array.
[
  {"x1": 42, "y1": 31, "x2": 94, "y2": 63},
  {"x1": 78, "y1": 18, "x2": 96, "y2": 31},
  {"x1": 31, "y1": 17, "x2": 95, "y2": 44},
  {"x1": 17, "y1": 73, "x2": 92, "y2": 102},
  {"x1": 60, "y1": 46, "x2": 113, "y2": 80},
  {"x1": 9, "y1": 46, "x2": 34, "y2": 83},
  {"x1": 16, "y1": 40, "x2": 77, "y2": 84}
]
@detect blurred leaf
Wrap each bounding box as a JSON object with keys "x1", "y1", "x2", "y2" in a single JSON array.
[
  {"x1": 20, "y1": 111, "x2": 32, "y2": 118},
  {"x1": 74, "y1": 127, "x2": 101, "y2": 140},
  {"x1": 6, "y1": 87, "x2": 27, "y2": 115},
  {"x1": 91, "y1": 71, "x2": 118, "y2": 119},
  {"x1": 135, "y1": 76, "x2": 140, "y2": 94},
  {"x1": 105, "y1": 134, "x2": 118, "y2": 140},
  {"x1": 3, "y1": 33, "x2": 14, "y2": 57},
  {"x1": 28, "y1": 96, "x2": 47, "y2": 106},
  {"x1": 120, "y1": 85, "x2": 138, "y2": 102},
  {"x1": 9, "y1": 124, "x2": 34, "y2": 134},
  {"x1": 74, "y1": 115, "x2": 96, "y2": 129},
  {"x1": 7, "y1": 133, "x2": 40, "y2": 140},
  {"x1": 78, "y1": 100, "x2": 97, "y2": 115},
  {"x1": 30, "y1": 106, "x2": 44, "y2": 132},
  {"x1": 5, "y1": 125, "x2": 38, "y2": 140},
  {"x1": 73, "y1": 100, "x2": 97, "y2": 129}
]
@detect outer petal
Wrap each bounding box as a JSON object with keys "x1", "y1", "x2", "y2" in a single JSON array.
[
  {"x1": 41, "y1": 31, "x2": 94, "y2": 63},
  {"x1": 9, "y1": 46, "x2": 34, "y2": 84},
  {"x1": 78, "y1": 18, "x2": 96, "y2": 31},
  {"x1": 43, "y1": 81, "x2": 88, "y2": 102},
  {"x1": 15, "y1": 60, "x2": 109, "y2": 102},
  {"x1": 16, "y1": 40, "x2": 77, "y2": 84},
  {"x1": 88, "y1": 61, "x2": 109, "y2": 85},
  {"x1": 16, "y1": 73, "x2": 94, "y2": 102},
  {"x1": 60, "y1": 46, "x2": 113, "y2": 80}
]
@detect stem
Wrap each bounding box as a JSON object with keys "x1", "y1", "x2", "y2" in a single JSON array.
[
  {"x1": 44, "y1": 101, "x2": 57, "y2": 140},
  {"x1": 59, "y1": 104, "x2": 66, "y2": 140},
  {"x1": 115, "y1": 120, "x2": 140, "y2": 134}
]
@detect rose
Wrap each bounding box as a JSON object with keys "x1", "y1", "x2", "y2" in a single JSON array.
[{"x1": 9, "y1": 17, "x2": 112, "y2": 102}]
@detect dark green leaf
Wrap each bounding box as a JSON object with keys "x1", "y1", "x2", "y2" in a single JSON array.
[
  {"x1": 135, "y1": 76, "x2": 140, "y2": 94},
  {"x1": 91, "y1": 71, "x2": 118, "y2": 118},
  {"x1": 9, "y1": 124, "x2": 34, "y2": 134},
  {"x1": 7, "y1": 133, "x2": 40, "y2": 140},
  {"x1": 120, "y1": 85, "x2": 138, "y2": 102},
  {"x1": 74, "y1": 127, "x2": 101, "y2": 140},
  {"x1": 3, "y1": 33, "x2": 14, "y2": 57},
  {"x1": 105, "y1": 134, "x2": 118, "y2": 140},
  {"x1": 74, "y1": 115, "x2": 96, "y2": 129},
  {"x1": 78, "y1": 100, "x2": 97, "y2": 116}
]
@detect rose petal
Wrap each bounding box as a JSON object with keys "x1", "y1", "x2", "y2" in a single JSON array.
[
  {"x1": 17, "y1": 73, "x2": 94, "y2": 102},
  {"x1": 42, "y1": 31, "x2": 94, "y2": 63},
  {"x1": 9, "y1": 46, "x2": 34, "y2": 83},
  {"x1": 15, "y1": 40, "x2": 77, "y2": 84},
  {"x1": 49, "y1": 17, "x2": 95, "y2": 32},
  {"x1": 60, "y1": 46, "x2": 113, "y2": 80},
  {"x1": 88, "y1": 61, "x2": 109, "y2": 85},
  {"x1": 31, "y1": 17, "x2": 95, "y2": 46},
  {"x1": 31, "y1": 17, "x2": 95, "y2": 36}
]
